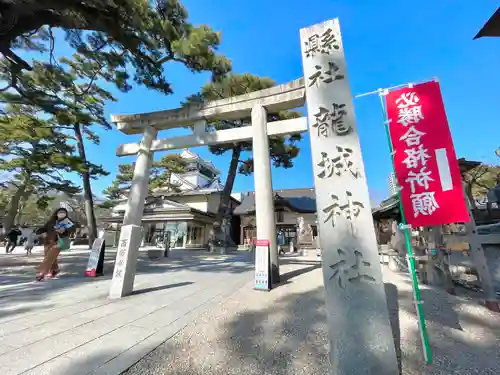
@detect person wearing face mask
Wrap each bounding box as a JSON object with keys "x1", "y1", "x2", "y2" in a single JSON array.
[{"x1": 35, "y1": 208, "x2": 75, "y2": 281}]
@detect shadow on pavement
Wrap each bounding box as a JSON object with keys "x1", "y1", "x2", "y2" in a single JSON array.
[
  {"x1": 0, "y1": 250, "x2": 254, "y2": 322},
  {"x1": 388, "y1": 271, "x2": 500, "y2": 375},
  {"x1": 385, "y1": 282, "x2": 402, "y2": 374},
  {"x1": 132, "y1": 281, "x2": 194, "y2": 296},
  {"x1": 279, "y1": 259, "x2": 322, "y2": 284},
  {"x1": 123, "y1": 270, "x2": 398, "y2": 374},
  {"x1": 118, "y1": 267, "x2": 500, "y2": 375},
  {"x1": 5, "y1": 251, "x2": 500, "y2": 375}
]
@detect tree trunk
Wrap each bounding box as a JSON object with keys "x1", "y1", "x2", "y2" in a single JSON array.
[
  {"x1": 16, "y1": 198, "x2": 26, "y2": 226},
  {"x1": 212, "y1": 147, "x2": 241, "y2": 250},
  {"x1": 74, "y1": 124, "x2": 98, "y2": 248},
  {"x1": 3, "y1": 184, "x2": 27, "y2": 234}
]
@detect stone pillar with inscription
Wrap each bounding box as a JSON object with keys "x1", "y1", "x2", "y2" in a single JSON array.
[
  {"x1": 252, "y1": 104, "x2": 280, "y2": 283},
  {"x1": 300, "y1": 19, "x2": 399, "y2": 374},
  {"x1": 109, "y1": 125, "x2": 158, "y2": 299},
  {"x1": 109, "y1": 224, "x2": 142, "y2": 299}
]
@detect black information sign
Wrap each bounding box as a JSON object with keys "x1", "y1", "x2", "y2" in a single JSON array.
[{"x1": 84, "y1": 238, "x2": 105, "y2": 277}]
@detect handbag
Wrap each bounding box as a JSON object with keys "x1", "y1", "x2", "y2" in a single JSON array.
[{"x1": 57, "y1": 236, "x2": 71, "y2": 251}]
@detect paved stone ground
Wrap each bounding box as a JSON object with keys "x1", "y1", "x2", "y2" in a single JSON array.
[
  {"x1": 0, "y1": 246, "x2": 255, "y2": 375},
  {"x1": 2, "y1": 246, "x2": 499, "y2": 375},
  {"x1": 124, "y1": 253, "x2": 500, "y2": 375}
]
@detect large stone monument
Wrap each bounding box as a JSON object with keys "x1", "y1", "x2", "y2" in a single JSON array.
[{"x1": 300, "y1": 19, "x2": 399, "y2": 374}]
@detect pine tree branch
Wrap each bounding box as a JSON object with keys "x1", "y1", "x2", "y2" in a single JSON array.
[{"x1": 48, "y1": 27, "x2": 57, "y2": 67}]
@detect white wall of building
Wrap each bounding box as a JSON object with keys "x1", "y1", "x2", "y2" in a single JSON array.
[
  {"x1": 180, "y1": 171, "x2": 211, "y2": 189},
  {"x1": 170, "y1": 195, "x2": 209, "y2": 212},
  {"x1": 112, "y1": 202, "x2": 127, "y2": 214}
]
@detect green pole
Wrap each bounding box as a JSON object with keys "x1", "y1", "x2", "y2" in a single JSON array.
[{"x1": 378, "y1": 89, "x2": 433, "y2": 365}]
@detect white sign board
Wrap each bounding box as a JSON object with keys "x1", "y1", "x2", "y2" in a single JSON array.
[
  {"x1": 84, "y1": 238, "x2": 105, "y2": 277},
  {"x1": 254, "y1": 239, "x2": 271, "y2": 291}
]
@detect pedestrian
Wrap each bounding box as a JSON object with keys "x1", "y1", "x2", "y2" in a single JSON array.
[
  {"x1": 5, "y1": 225, "x2": 22, "y2": 254},
  {"x1": 25, "y1": 229, "x2": 37, "y2": 255},
  {"x1": 277, "y1": 230, "x2": 286, "y2": 255},
  {"x1": 35, "y1": 208, "x2": 75, "y2": 281}
]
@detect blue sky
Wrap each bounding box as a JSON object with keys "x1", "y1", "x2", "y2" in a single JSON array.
[{"x1": 22, "y1": 1, "x2": 500, "y2": 203}]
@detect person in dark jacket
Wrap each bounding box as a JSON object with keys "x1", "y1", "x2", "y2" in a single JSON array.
[
  {"x1": 5, "y1": 225, "x2": 22, "y2": 253},
  {"x1": 35, "y1": 208, "x2": 75, "y2": 281},
  {"x1": 277, "y1": 230, "x2": 286, "y2": 255}
]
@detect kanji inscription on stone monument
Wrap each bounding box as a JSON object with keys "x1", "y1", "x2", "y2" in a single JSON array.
[
  {"x1": 312, "y1": 102, "x2": 351, "y2": 137},
  {"x1": 300, "y1": 18, "x2": 399, "y2": 375},
  {"x1": 317, "y1": 146, "x2": 359, "y2": 179},
  {"x1": 109, "y1": 224, "x2": 143, "y2": 299},
  {"x1": 114, "y1": 238, "x2": 128, "y2": 278},
  {"x1": 328, "y1": 248, "x2": 375, "y2": 289},
  {"x1": 304, "y1": 28, "x2": 340, "y2": 57},
  {"x1": 308, "y1": 61, "x2": 344, "y2": 87},
  {"x1": 322, "y1": 190, "x2": 364, "y2": 235}
]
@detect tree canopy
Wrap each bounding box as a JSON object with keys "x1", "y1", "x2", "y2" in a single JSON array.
[
  {"x1": 0, "y1": 106, "x2": 82, "y2": 193},
  {"x1": 463, "y1": 163, "x2": 500, "y2": 208},
  {"x1": 0, "y1": 0, "x2": 233, "y2": 237},
  {"x1": 0, "y1": 0, "x2": 231, "y2": 96},
  {"x1": 184, "y1": 73, "x2": 302, "y2": 175},
  {"x1": 0, "y1": 105, "x2": 85, "y2": 230}
]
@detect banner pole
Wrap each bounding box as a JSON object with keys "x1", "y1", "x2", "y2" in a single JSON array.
[{"x1": 378, "y1": 89, "x2": 433, "y2": 365}]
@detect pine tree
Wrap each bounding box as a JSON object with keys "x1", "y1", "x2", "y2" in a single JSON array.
[
  {"x1": 103, "y1": 154, "x2": 186, "y2": 208},
  {"x1": 0, "y1": 0, "x2": 231, "y2": 96},
  {"x1": 0, "y1": 56, "x2": 114, "y2": 246},
  {"x1": 0, "y1": 0, "x2": 232, "y2": 244},
  {"x1": 463, "y1": 164, "x2": 500, "y2": 209},
  {"x1": 0, "y1": 187, "x2": 10, "y2": 223},
  {"x1": 0, "y1": 106, "x2": 82, "y2": 232},
  {"x1": 183, "y1": 74, "x2": 302, "y2": 248}
]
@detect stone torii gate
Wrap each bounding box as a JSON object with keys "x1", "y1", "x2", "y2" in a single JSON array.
[
  {"x1": 110, "y1": 77, "x2": 306, "y2": 297},
  {"x1": 109, "y1": 18, "x2": 399, "y2": 375}
]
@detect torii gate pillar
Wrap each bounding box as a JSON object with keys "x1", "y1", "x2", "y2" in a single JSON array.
[
  {"x1": 252, "y1": 104, "x2": 280, "y2": 283},
  {"x1": 109, "y1": 126, "x2": 157, "y2": 299}
]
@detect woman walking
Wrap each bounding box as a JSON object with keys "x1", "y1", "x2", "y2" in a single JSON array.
[{"x1": 35, "y1": 208, "x2": 74, "y2": 281}]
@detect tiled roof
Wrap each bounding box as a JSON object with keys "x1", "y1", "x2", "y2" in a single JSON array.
[
  {"x1": 233, "y1": 188, "x2": 316, "y2": 215},
  {"x1": 232, "y1": 192, "x2": 256, "y2": 215},
  {"x1": 275, "y1": 188, "x2": 316, "y2": 212},
  {"x1": 372, "y1": 194, "x2": 399, "y2": 215}
]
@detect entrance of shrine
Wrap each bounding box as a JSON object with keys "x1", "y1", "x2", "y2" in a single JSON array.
[{"x1": 109, "y1": 18, "x2": 400, "y2": 375}]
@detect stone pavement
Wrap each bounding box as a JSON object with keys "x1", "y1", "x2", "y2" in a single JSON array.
[
  {"x1": 0, "y1": 246, "x2": 255, "y2": 375},
  {"x1": 2, "y1": 246, "x2": 500, "y2": 375},
  {"x1": 125, "y1": 253, "x2": 500, "y2": 375}
]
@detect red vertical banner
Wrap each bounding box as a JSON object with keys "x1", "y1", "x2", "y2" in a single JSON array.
[{"x1": 385, "y1": 81, "x2": 469, "y2": 227}]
